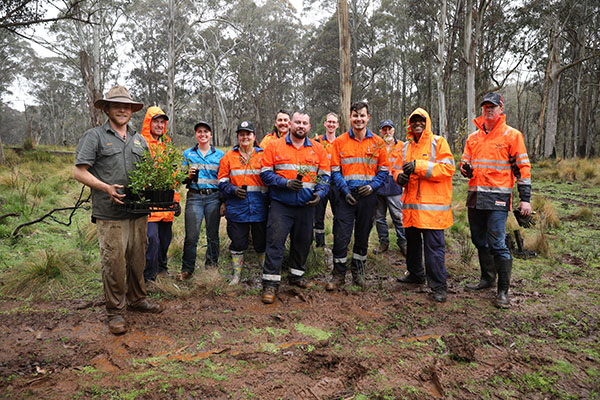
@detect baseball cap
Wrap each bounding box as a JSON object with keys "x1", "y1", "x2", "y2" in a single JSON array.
[
  {"x1": 379, "y1": 119, "x2": 394, "y2": 130},
  {"x1": 480, "y1": 92, "x2": 504, "y2": 107},
  {"x1": 236, "y1": 120, "x2": 255, "y2": 133},
  {"x1": 194, "y1": 121, "x2": 212, "y2": 132}
]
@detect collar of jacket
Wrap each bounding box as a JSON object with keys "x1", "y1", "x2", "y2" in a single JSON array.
[
  {"x1": 349, "y1": 127, "x2": 374, "y2": 140},
  {"x1": 192, "y1": 144, "x2": 216, "y2": 154},
  {"x1": 285, "y1": 134, "x2": 312, "y2": 147},
  {"x1": 233, "y1": 145, "x2": 263, "y2": 153},
  {"x1": 473, "y1": 114, "x2": 507, "y2": 135}
]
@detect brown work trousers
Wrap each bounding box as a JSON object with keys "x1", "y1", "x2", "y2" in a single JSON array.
[{"x1": 96, "y1": 217, "x2": 148, "y2": 317}]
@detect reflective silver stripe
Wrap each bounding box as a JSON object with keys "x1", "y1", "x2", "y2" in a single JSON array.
[
  {"x1": 314, "y1": 228, "x2": 325, "y2": 234},
  {"x1": 516, "y1": 159, "x2": 529, "y2": 165},
  {"x1": 231, "y1": 169, "x2": 261, "y2": 176},
  {"x1": 247, "y1": 186, "x2": 269, "y2": 193},
  {"x1": 334, "y1": 257, "x2": 347, "y2": 263},
  {"x1": 345, "y1": 174, "x2": 374, "y2": 180},
  {"x1": 218, "y1": 177, "x2": 230, "y2": 183},
  {"x1": 430, "y1": 136, "x2": 440, "y2": 161},
  {"x1": 462, "y1": 155, "x2": 472, "y2": 161},
  {"x1": 341, "y1": 157, "x2": 377, "y2": 166},
  {"x1": 197, "y1": 178, "x2": 218, "y2": 184},
  {"x1": 260, "y1": 166, "x2": 273, "y2": 173},
  {"x1": 290, "y1": 268, "x2": 305, "y2": 276},
  {"x1": 425, "y1": 161, "x2": 434, "y2": 178},
  {"x1": 403, "y1": 203, "x2": 451, "y2": 211},
  {"x1": 402, "y1": 142, "x2": 409, "y2": 162},
  {"x1": 439, "y1": 158, "x2": 455, "y2": 166},
  {"x1": 304, "y1": 182, "x2": 316, "y2": 189},
  {"x1": 472, "y1": 159, "x2": 511, "y2": 165},
  {"x1": 378, "y1": 166, "x2": 389, "y2": 172},
  {"x1": 318, "y1": 170, "x2": 330, "y2": 176},
  {"x1": 472, "y1": 164, "x2": 511, "y2": 170},
  {"x1": 231, "y1": 250, "x2": 244, "y2": 255},
  {"x1": 468, "y1": 185, "x2": 513, "y2": 193},
  {"x1": 515, "y1": 153, "x2": 528, "y2": 159},
  {"x1": 517, "y1": 178, "x2": 531, "y2": 185},
  {"x1": 389, "y1": 157, "x2": 397, "y2": 163},
  {"x1": 200, "y1": 165, "x2": 219, "y2": 171},
  {"x1": 274, "y1": 163, "x2": 299, "y2": 170},
  {"x1": 262, "y1": 274, "x2": 281, "y2": 281},
  {"x1": 352, "y1": 253, "x2": 367, "y2": 261},
  {"x1": 331, "y1": 166, "x2": 341, "y2": 172},
  {"x1": 503, "y1": 128, "x2": 511, "y2": 136}
]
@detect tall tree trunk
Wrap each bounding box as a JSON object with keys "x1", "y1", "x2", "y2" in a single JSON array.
[
  {"x1": 544, "y1": 34, "x2": 561, "y2": 159},
  {"x1": 338, "y1": 0, "x2": 351, "y2": 133},
  {"x1": 436, "y1": 0, "x2": 448, "y2": 138},
  {"x1": 464, "y1": 0, "x2": 475, "y2": 132},
  {"x1": 167, "y1": 0, "x2": 176, "y2": 135}
]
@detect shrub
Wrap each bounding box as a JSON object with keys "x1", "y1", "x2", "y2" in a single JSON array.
[{"x1": 572, "y1": 207, "x2": 593, "y2": 221}]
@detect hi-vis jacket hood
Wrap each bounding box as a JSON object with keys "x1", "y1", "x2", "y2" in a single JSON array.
[
  {"x1": 392, "y1": 108, "x2": 455, "y2": 230},
  {"x1": 140, "y1": 106, "x2": 179, "y2": 222}
]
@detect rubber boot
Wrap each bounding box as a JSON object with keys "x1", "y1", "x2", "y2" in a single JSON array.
[
  {"x1": 350, "y1": 258, "x2": 366, "y2": 288},
  {"x1": 326, "y1": 262, "x2": 347, "y2": 291},
  {"x1": 494, "y1": 258, "x2": 512, "y2": 308},
  {"x1": 315, "y1": 232, "x2": 325, "y2": 248},
  {"x1": 229, "y1": 251, "x2": 243, "y2": 286},
  {"x1": 466, "y1": 248, "x2": 496, "y2": 290}
]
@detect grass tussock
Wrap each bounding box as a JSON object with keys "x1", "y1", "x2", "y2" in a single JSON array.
[
  {"x1": 572, "y1": 207, "x2": 593, "y2": 221},
  {"x1": 0, "y1": 249, "x2": 92, "y2": 299},
  {"x1": 532, "y1": 196, "x2": 559, "y2": 229},
  {"x1": 152, "y1": 268, "x2": 228, "y2": 298}
]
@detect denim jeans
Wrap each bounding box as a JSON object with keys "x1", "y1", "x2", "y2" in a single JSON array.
[
  {"x1": 375, "y1": 193, "x2": 406, "y2": 246},
  {"x1": 181, "y1": 191, "x2": 221, "y2": 273},
  {"x1": 144, "y1": 221, "x2": 173, "y2": 281},
  {"x1": 468, "y1": 208, "x2": 511, "y2": 260}
]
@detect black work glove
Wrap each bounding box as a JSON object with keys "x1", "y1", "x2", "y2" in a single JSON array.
[
  {"x1": 306, "y1": 193, "x2": 320, "y2": 207},
  {"x1": 345, "y1": 193, "x2": 358, "y2": 206},
  {"x1": 402, "y1": 161, "x2": 416, "y2": 176},
  {"x1": 235, "y1": 187, "x2": 247, "y2": 199},
  {"x1": 396, "y1": 173, "x2": 409, "y2": 186},
  {"x1": 461, "y1": 163, "x2": 474, "y2": 178},
  {"x1": 286, "y1": 179, "x2": 303, "y2": 191},
  {"x1": 173, "y1": 202, "x2": 181, "y2": 217},
  {"x1": 513, "y1": 208, "x2": 536, "y2": 228},
  {"x1": 357, "y1": 185, "x2": 373, "y2": 197},
  {"x1": 509, "y1": 156, "x2": 521, "y2": 178}
]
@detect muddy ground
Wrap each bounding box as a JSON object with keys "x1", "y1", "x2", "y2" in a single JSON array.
[{"x1": 1, "y1": 242, "x2": 598, "y2": 400}]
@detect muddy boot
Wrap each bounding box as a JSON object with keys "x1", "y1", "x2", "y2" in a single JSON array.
[
  {"x1": 229, "y1": 251, "x2": 244, "y2": 286},
  {"x1": 350, "y1": 258, "x2": 366, "y2": 288},
  {"x1": 373, "y1": 242, "x2": 389, "y2": 254},
  {"x1": 466, "y1": 248, "x2": 496, "y2": 290},
  {"x1": 326, "y1": 273, "x2": 346, "y2": 291},
  {"x1": 494, "y1": 258, "x2": 512, "y2": 308},
  {"x1": 315, "y1": 232, "x2": 325, "y2": 248}
]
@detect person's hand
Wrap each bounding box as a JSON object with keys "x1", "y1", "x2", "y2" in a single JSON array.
[
  {"x1": 396, "y1": 173, "x2": 409, "y2": 186},
  {"x1": 306, "y1": 193, "x2": 320, "y2": 207},
  {"x1": 173, "y1": 202, "x2": 181, "y2": 217},
  {"x1": 107, "y1": 184, "x2": 125, "y2": 205},
  {"x1": 286, "y1": 179, "x2": 303, "y2": 191},
  {"x1": 235, "y1": 187, "x2": 247, "y2": 199},
  {"x1": 402, "y1": 161, "x2": 416, "y2": 176},
  {"x1": 514, "y1": 203, "x2": 535, "y2": 228},
  {"x1": 220, "y1": 202, "x2": 226, "y2": 216},
  {"x1": 460, "y1": 163, "x2": 474, "y2": 178},
  {"x1": 345, "y1": 193, "x2": 358, "y2": 206},
  {"x1": 518, "y1": 201, "x2": 532, "y2": 216},
  {"x1": 357, "y1": 185, "x2": 373, "y2": 197}
]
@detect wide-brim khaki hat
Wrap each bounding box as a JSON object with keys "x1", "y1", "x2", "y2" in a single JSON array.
[{"x1": 94, "y1": 86, "x2": 144, "y2": 112}]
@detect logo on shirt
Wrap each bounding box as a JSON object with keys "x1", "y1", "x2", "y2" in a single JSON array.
[{"x1": 495, "y1": 201, "x2": 506, "y2": 207}]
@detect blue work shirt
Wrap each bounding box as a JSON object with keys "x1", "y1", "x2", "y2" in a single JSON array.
[{"x1": 182, "y1": 145, "x2": 225, "y2": 189}]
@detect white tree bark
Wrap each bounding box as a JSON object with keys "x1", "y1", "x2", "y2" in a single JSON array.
[
  {"x1": 167, "y1": 0, "x2": 176, "y2": 135},
  {"x1": 338, "y1": 0, "x2": 351, "y2": 133},
  {"x1": 436, "y1": 0, "x2": 448, "y2": 138}
]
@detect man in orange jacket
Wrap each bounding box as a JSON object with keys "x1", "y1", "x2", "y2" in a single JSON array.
[
  {"x1": 393, "y1": 108, "x2": 455, "y2": 303},
  {"x1": 259, "y1": 109, "x2": 290, "y2": 149},
  {"x1": 140, "y1": 106, "x2": 181, "y2": 283},
  {"x1": 461, "y1": 92, "x2": 532, "y2": 308}
]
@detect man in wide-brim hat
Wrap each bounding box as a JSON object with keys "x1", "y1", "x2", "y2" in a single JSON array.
[{"x1": 74, "y1": 85, "x2": 165, "y2": 336}]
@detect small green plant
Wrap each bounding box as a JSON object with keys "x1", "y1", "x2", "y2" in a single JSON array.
[
  {"x1": 128, "y1": 139, "x2": 187, "y2": 194},
  {"x1": 294, "y1": 323, "x2": 332, "y2": 341}
]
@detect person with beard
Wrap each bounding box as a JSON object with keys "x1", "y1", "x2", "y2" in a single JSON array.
[{"x1": 259, "y1": 111, "x2": 330, "y2": 304}]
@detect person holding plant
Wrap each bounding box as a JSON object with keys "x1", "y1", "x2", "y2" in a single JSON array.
[
  {"x1": 259, "y1": 111, "x2": 330, "y2": 304},
  {"x1": 140, "y1": 106, "x2": 181, "y2": 283},
  {"x1": 74, "y1": 86, "x2": 165, "y2": 336},
  {"x1": 178, "y1": 121, "x2": 225, "y2": 281},
  {"x1": 218, "y1": 121, "x2": 268, "y2": 285},
  {"x1": 326, "y1": 101, "x2": 389, "y2": 291},
  {"x1": 393, "y1": 108, "x2": 455, "y2": 303}
]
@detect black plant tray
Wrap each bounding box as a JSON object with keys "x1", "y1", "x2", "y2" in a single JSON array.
[{"x1": 124, "y1": 200, "x2": 178, "y2": 213}]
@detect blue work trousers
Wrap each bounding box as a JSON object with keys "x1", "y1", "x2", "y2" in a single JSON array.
[
  {"x1": 262, "y1": 200, "x2": 315, "y2": 288},
  {"x1": 405, "y1": 227, "x2": 447, "y2": 292},
  {"x1": 314, "y1": 186, "x2": 338, "y2": 236},
  {"x1": 181, "y1": 191, "x2": 221, "y2": 273},
  {"x1": 227, "y1": 220, "x2": 267, "y2": 253},
  {"x1": 467, "y1": 208, "x2": 511, "y2": 260},
  {"x1": 375, "y1": 193, "x2": 406, "y2": 246},
  {"x1": 144, "y1": 221, "x2": 173, "y2": 281}
]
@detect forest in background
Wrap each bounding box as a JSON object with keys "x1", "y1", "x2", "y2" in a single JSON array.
[{"x1": 1, "y1": 0, "x2": 599, "y2": 159}]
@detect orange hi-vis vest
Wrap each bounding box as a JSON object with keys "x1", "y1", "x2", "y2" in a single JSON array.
[
  {"x1": 259, "y1": 131, "x2": 286, "y2": 149},
  {"x1": 391, "y1": 108, "x2": 455, "y2": 230},
  {"x1": 462, "y1": 114, "x2": 531, "y2": 211},
  {"x1": 140, "y1": 106, "x2": 180, "y2": 223}
]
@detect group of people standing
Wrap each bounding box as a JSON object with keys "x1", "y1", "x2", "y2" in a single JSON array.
[{"x1": 75, "y1": 86, "x2": 531, "y2": 335}]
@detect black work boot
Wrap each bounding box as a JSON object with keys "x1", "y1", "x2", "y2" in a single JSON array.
[
  {"x1": 494, "y1": 258, "x2": 512, "y2": 308},
  {"x1": 466, "y1": 248, "x2": 496, "y2": 290},
  {"x1": 315, "y1": 233, "x2": 325, "y2": 248},
  {"x1": 350, "y1": 258, "x2": 366, "y2": 288}
]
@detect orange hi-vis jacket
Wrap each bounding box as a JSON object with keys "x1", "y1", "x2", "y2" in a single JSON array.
[
  {"x1": 330, "y1": 128, "x2": 390, "y2": 196},
  {"x1": 378, "y1": 138, "x2": 404, "y2": 197},
  {"x1": 259, "y1": 131, "x2": 286, "y2": 149},
  {"x1": 140, "y1": 106, "x2": 180, "y2": 223},
  {"x1": 314, "y1": 134, "x2": 337, "y2": 161},
  {"x1": 260, "y1": 135, "x2": 330, "y2": 206},
  {"x1": 391, "y1": 108, "x2": 455, "y2": 230},
  {"x1": 462, "y1": 114, "x2": 531, "y2": 211}
]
